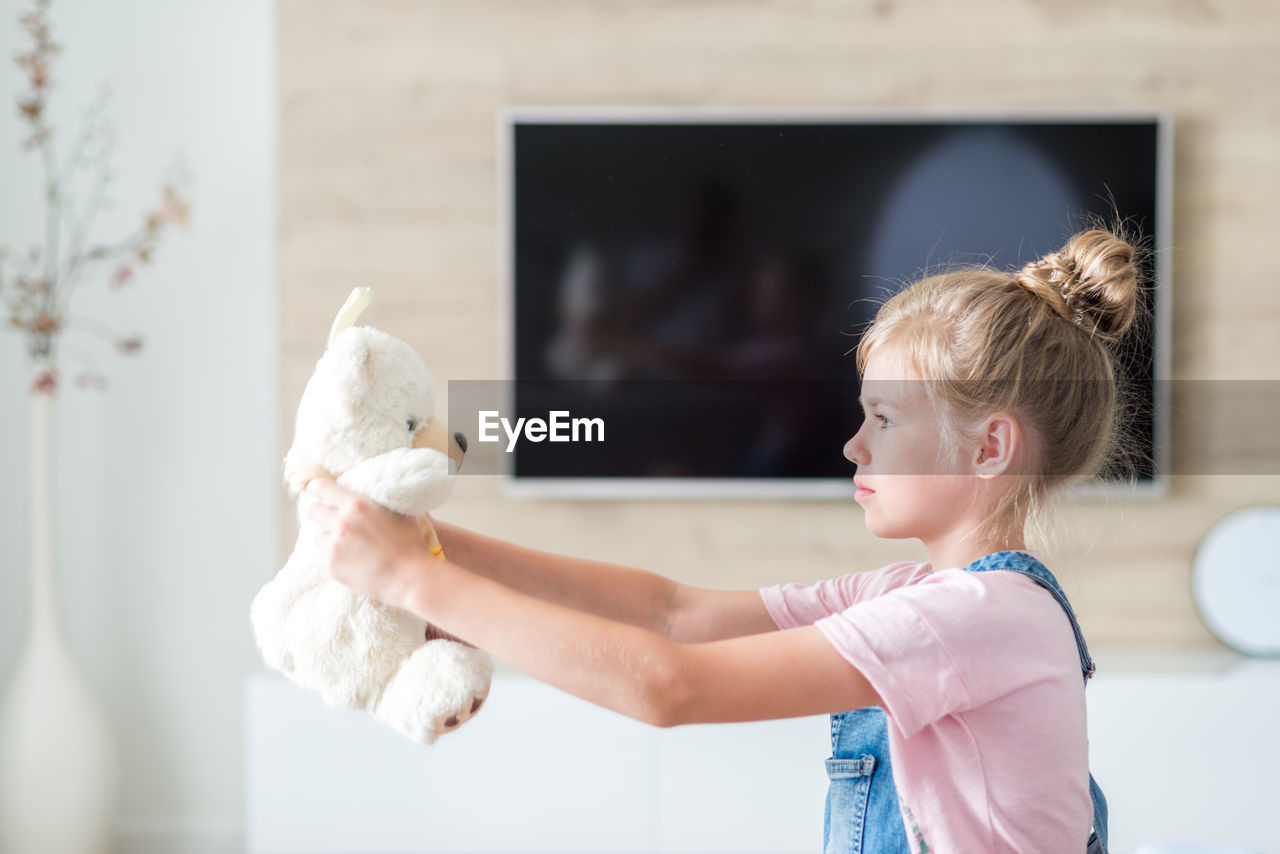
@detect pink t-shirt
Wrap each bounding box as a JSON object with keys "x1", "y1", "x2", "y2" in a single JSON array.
[{"x1": 760, "y1": 554, "x2": 1093, "y2": 854}]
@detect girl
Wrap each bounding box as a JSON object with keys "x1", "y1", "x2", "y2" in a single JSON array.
[{"x1": 303, "y1": 228, "x2": 1142, "y2": 853}]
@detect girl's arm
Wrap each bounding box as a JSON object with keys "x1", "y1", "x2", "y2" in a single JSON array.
[
  {"x1": 408, "y1": 558, "x2": 880, "y2": 727},
  {"x1": 432, "y1": 519, "x2": 779, "y2": 643},
  {"x1": 306, "y1": 479, "x2": 881, "y2": 727}
]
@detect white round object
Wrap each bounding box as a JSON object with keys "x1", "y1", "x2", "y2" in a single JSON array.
[{"x1": 1191, "y1": 506, "x2": 1280, "y2": 657}]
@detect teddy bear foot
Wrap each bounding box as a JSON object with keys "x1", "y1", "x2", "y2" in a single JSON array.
[
  {"x1": 373, "y1": 641, "x2": 494, "y2": 744},
  {"x1": 441, "y1": 689, "x2": 489, "y2": 731}
]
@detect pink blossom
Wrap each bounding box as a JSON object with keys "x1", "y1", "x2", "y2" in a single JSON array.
[
  {"x1": 30, "y1": 368, "x2": 57, "y2": 394},
  {"x1": 4, "y1": 0, "x2": 192, "y2": 396},
  {"x1": 111, "y1": 264, "x2": 134, "y2": 288}
]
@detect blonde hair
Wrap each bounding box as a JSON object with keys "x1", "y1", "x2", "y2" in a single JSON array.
[{"x1": 855, "y1": 228, "x2": 1150, "y2": 550}]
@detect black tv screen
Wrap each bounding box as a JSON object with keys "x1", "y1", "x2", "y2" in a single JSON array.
[{"x1": 499, "y1": 109, "x2": 1171, "y2": 498}]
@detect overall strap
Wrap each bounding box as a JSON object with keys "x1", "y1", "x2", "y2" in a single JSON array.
[{"x1": 961, "y1": 551, "x2": 1096, "y2": 684}]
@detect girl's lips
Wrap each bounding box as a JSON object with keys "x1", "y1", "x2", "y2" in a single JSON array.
[{"x1": 855, "y1": 486, "x2": 875, "y2": 500}]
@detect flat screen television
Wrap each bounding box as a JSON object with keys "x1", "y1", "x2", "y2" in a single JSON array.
[{"x1": 495, "y1": 108, "x2": 1172, "y2": 499}]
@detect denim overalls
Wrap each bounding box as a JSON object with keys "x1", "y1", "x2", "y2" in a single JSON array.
[{"x1": 822, "y1": 550, "x2": 1110, "y2": 854}]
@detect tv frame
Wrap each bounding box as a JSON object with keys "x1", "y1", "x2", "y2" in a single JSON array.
[{"x1": 497, "y1": 106, "x2": 1173, "y2": 501}]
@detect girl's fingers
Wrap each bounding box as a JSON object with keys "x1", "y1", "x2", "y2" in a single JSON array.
[
  {"x1": 304, "y1": 478, "x2": 364, "y2": 535},
  {"x1": 305, "y1": 477, "x2": 348, "y2": 507},
  {"x1": 304, "y1": 492, "x2": 340, "y2": 529}
]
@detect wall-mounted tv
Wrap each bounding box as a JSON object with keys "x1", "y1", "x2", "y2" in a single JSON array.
[{"x1": 497, "y1": 108, "x2": 1172, "y2": 499}]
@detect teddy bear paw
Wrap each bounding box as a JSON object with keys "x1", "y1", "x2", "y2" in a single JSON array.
[
  {"x1": 373, "y1": 641, "x2": 494, "y2": 743},
  {"x1": 441, "y1": 688, "x2": 489, "y2": 731}
]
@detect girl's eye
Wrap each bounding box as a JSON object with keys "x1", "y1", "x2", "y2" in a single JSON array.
[
  {"x1": 407, "y1": 418, "x2": 418, "y2": 432},
  {"x1": 875, "y1": 414, "x2": 891, "y2": 428}
]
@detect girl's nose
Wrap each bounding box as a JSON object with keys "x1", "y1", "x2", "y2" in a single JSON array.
[{"x1": 844, "y1": 430, "x2": 867, "y2": 466}]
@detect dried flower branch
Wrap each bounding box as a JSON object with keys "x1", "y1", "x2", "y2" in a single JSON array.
[{"x1": 1, "y1": 0, "x2": 194, "y2": 394}]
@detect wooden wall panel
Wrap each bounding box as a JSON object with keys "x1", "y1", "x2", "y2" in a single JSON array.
[{"x1": 278, "y1": 0, "x2": 1280, "y2": 649}]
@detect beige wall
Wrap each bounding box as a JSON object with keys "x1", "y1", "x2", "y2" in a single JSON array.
[{"x1": 278, "y1": 0, "x2": 1280, "y2": 649}]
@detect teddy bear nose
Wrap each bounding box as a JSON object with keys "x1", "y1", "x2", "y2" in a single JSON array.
[{"x1": 453, "y1": 432, "x2": 468, "y2": 453}]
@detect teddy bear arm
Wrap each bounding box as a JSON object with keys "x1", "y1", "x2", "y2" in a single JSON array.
[{"x1": 336, "y1": 447, "x2": 453, "y2": 516}]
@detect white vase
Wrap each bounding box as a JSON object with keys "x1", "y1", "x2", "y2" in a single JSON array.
[{"x1": 0, "y1": 367, "x2": 119, "y2": 854}]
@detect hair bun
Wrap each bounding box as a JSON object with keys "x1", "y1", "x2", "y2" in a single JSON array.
[{"x1": 1016, "y1": 229, "x2": 1139, "y2": 339}]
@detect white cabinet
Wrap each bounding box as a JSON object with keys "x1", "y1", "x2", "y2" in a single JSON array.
[
  {"x1": 246, "y1": 672, "x2": 828, "y2": 854},
  {"x1": 246, "y1": 652, "x2": 1280, "y2": 854},
  {"x1": 1084, "y1": 653, "x2": 1280, "y2": 854}
]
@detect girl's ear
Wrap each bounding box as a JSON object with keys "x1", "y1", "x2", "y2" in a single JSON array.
[{"x1": 974, "y1": 412, "x2": 1020, "y2": 477}]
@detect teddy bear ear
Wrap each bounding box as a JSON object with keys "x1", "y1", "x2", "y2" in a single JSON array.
[
  {"x1": 328, "y1": 286, "x2": 373, "y2": 349},
  {"x1": 327, "y1": 333, "x2": 373, "y2": 399}
]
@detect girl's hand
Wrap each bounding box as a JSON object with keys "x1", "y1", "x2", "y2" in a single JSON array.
[{"x1": 304, "y1": 477, "x2": 430, "y2": 612}]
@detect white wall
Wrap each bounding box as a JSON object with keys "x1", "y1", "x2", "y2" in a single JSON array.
[{"x1": 0, "y1": 1, "x2": 274, "y2": 851}]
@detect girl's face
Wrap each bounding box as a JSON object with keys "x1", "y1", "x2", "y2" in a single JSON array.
[{"x1": 843, "y1": 344, "x2": 980, "y2": 545}]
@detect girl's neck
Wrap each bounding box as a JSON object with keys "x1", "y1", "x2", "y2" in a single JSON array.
[
  {"x1": 926, "y1": 530, "x2": 1029, "y2": 573},
  {"x1": 923, "y1": 493, "x2": 1029, "y2": 571}
]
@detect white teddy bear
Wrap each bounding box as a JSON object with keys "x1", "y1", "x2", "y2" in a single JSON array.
[{"x1": 251, "y1": 288, "x2": 492, "y2": 744}]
